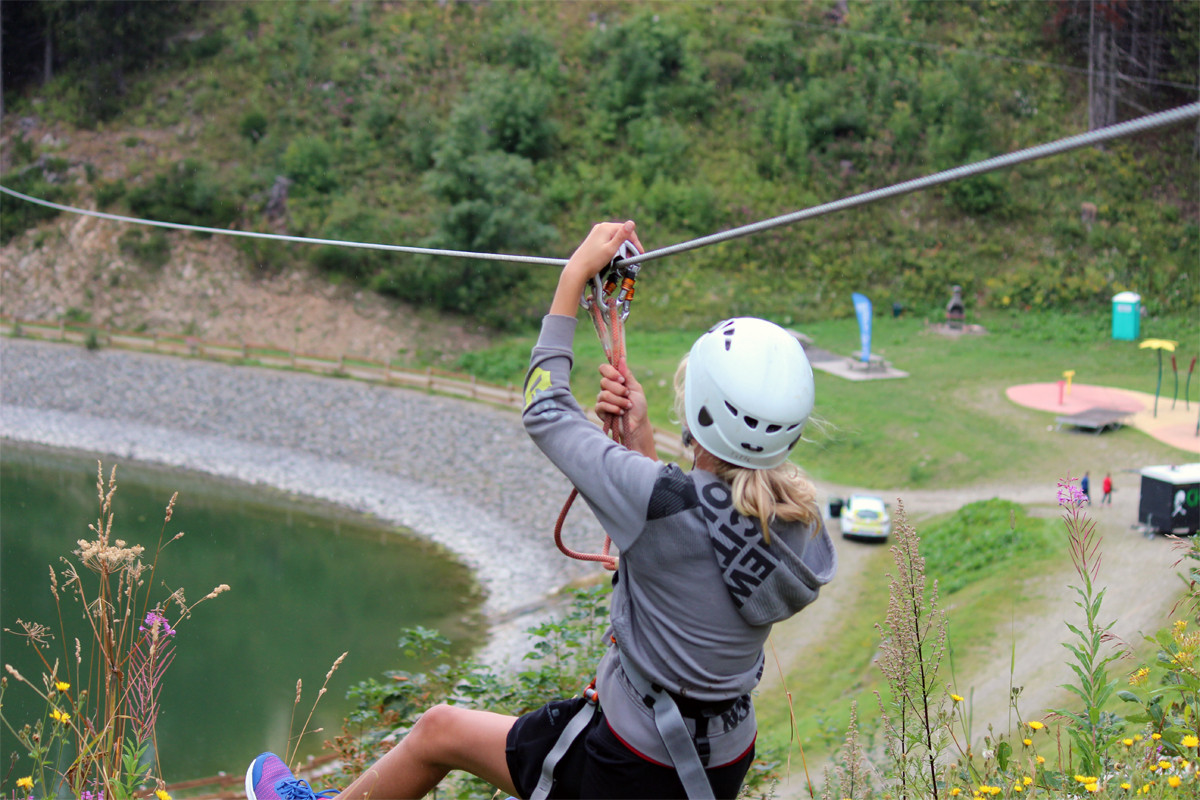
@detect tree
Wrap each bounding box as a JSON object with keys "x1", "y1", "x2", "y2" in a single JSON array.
[
  {"x1": 1051, "y1": 0, "x2": 1200, "y2": 129},
  {"x1": 2, "y1": 1, "x2": 197, "y2": 125}
]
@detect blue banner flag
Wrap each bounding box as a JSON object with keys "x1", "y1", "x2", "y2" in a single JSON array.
[{"x1": 852, "y1": 293, "x2": 873, "y2": 363}]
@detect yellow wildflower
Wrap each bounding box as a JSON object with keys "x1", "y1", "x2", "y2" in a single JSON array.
[
  {"x1": 950, "y1": 790, "x2": 961, "y2": 797},
  {"x1": 1023, "y1": 777, "x2": 1033, "y2": 786},
  {"x1": 1153, "y1": 733, "x2": 1163, "y2": 740},
  {"x1": 1175, "y1": 619, "x2": 1188, "y2": 633},
  {"x1": 1086, "y1": 782, "x2": 1099, "y2": 792},
  {"x1": 1183, "y1": 735, "x2": 1199, "y2": 748},
  {"x1": 16, "y1": 776, "x2": 33, "y2": 790},
  {"x1": 1037, "y1": 755, "x2": 1046, "y2": 764},
  {"x1": 1028, "y1": 720, "x2": 1045, "y2": 731},
  {"x1": 50, "y1": 708, "x2": 69, "y2": 723},
  {"x1": 1022, "y1": 737, "x2": 1031, "y2": 746},
  {"x1": 1129, "y1": 667, "x2": 1150, "y2": 686},
  {"x1": 1124, "y1": 738, "x2": 1135, "y2": 746},
  {"x1": 951, "y1": 693, "x2": 964, "y2": 703},
  {"x1": 1160, "y1": 761, "x2": 1172, "y2": 771},
  {"x1": 1135, "y1": 734, "x2": 1144, "y2": 741},
  {"x1": 1168, "y1": 776, "x2": 1182, "y2": 788},
  {"x1": 1121, "y1": 783, "x2": 1131, "y2": 790},
  {"x1": 55, "y1": 681, "x2": 69, "y2": 692},
  {"x1": 1013, "y1": 784, "x2": 1023, "y2": 793},
  {"x1": 155, "y1": 790, "x2": 172, "y2": 800}
]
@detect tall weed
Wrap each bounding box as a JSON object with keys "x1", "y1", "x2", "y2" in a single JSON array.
[{"x1": 1, "y1": 463, "x2": 228, "y2": 799}]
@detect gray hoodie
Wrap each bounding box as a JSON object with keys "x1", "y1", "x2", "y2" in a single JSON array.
[{"x1": 523, "y1": 314, "x2": 837, "y2": 766}]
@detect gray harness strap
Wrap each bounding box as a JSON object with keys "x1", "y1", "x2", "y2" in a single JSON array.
[
  {"x1": 615, "y1": 649, "x2": 715, "y2": 800},
  {"x1": 528, "y1": 696, "x2": 598, "y2": 800},
  {"x1": 526, "y1": 648, "x2": 715, "y2": 800}
]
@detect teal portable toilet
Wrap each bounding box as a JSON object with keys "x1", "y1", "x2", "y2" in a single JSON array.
[{"x1": 1112, "y1": 291, "x2": 1141, "y2": 341}]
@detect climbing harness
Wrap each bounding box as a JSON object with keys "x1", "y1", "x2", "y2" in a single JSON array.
[
  {"x1": 551, "y1": 240, "x2": 642, "y2": 570},
  {"x1": 528, "y1": 642, "x2": 725, "y2": 800}
]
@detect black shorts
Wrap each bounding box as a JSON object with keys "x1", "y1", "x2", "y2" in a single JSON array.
[{"x1": 505, "y1": 697, "x2": 754, "y2": 800}]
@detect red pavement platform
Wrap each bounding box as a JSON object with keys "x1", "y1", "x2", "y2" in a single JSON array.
[{"x1": 1006, "y1": 382, "x2": 1199, "y2": 454}]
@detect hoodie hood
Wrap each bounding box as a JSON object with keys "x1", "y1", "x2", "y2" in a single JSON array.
[{"x1": 692, "y1": 470, "x2": 838, "y2": 626}]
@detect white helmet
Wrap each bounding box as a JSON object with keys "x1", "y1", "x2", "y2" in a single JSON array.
[{"x1": 684, "y1": 318, "x2": 814, "y2": 469}]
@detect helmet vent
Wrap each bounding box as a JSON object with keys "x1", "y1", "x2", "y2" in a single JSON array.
[
  {"x1": 722, "y1": 325, "x2": 735, "y2": 351},
  {"x1": 724, "y1": 401, "x2": 738, "y2": 417},
  {"x1": 697, "y1": 406, "x2": 714, "y2": 427},
  {"x1": 766, "y1": 424, "x2": 781, "y2": 433},
  {"x1": 745, "y1": 416, "x2": 759, "y2": 429},
  {"x1": 742, "y1": 443, "x2": 764, "y2": 453}
]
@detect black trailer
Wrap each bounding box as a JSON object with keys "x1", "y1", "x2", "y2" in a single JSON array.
[{"x1": 1138, "y1": 464, "x2": 1200, "y2": 535}]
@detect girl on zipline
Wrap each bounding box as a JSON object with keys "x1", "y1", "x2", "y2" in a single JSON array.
[{"x1": 246, "y1": 220, "x2": 837, "y2": 800}]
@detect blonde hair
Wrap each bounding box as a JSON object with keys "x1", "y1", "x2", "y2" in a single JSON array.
[{"x1": 673, "y1": 357, "x2": 822, "y2": 541}]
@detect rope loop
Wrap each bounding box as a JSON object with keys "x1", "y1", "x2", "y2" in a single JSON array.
[{"x1": 555, "y1": 242, "x2": 643, "y2": 570}]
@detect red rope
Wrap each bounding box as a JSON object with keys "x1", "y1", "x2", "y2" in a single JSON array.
[{"x1": 553, "y1": 295, "x2": 625, "y2": 570}]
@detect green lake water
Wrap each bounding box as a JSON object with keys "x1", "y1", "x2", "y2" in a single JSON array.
[{"x1": 0, "y1": 443, "x2": 485, "y2": 783}]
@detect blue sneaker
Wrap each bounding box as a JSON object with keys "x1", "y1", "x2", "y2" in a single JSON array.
[{"x1": 245, "y1": 752, "x2": 338, "y2": 800}]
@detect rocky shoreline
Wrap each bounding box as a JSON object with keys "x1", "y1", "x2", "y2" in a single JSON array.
[{"x1": 0, "y1": 337, "x2": 608, "y2": 664}]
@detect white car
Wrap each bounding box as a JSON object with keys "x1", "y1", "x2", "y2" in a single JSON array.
[{"x1": 839, "y1": 495, "x2": 892, "y2": 541}]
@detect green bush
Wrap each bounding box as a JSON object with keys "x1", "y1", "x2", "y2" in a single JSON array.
[
  {"x1": 126, "y1": 160, "x2": 239, "y2": 228},
  {"x1": 118, "y1": 229, "x2": 171, "y2": 270},
  {"x1": 282, "y1": 136, "x2": 337, "y2": 194},
  {"x1": 239, "y1": 110, "x2": 269, "y2": 143},
  {"x1": 0, "y1": 164, "x2": 73, "y2": 245},
  {"x1": 93, "y1": 180, "x2": 127, "y2": 209},
  {"x1": 586, "y1": 9, "x2": 713, "y2": 130}
]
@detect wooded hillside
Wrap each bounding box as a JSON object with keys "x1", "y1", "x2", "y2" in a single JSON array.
[{"x1": 2, "y1": 0, "x2": 1197, "y2": 331}]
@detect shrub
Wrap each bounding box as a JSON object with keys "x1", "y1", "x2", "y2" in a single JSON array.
[
  {"x1": 0, "y1": 163, "x2": 74, "y2": 245},
  {"x1": 238, "y1": 109, "x2": 269, "y2": 144},
  {"x1": 94, "y1": 179, "x2": 127, "y2": 209},
  {"x1": 282, "y1": 136, "x2": 337, "y2": 194},
  {"x1": 118, "y1": 229, "x2": 171, "y2": 270},
  {"x1": 586, "y1": 9, "x2": 712, "y2": 130},
  {"x1": 126, "y1": 160, "x2": 239, "y2": 228}
]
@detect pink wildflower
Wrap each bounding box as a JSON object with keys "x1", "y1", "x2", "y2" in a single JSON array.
[
  {"x1": 139, "y1": 610, "x2": 176, "y2": 637},
  {"x1": 1057, "y1": 475, "x2": 1088, "y2": 506}
]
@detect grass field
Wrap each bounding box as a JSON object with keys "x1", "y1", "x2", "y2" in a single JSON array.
[{"x1": 460, "y1": 307, "x2": 1197, "y2": 489}]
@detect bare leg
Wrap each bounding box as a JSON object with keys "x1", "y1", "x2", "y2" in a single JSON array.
[{"x1": 336, "y1": 704, "x2": 519, "y2": 799}]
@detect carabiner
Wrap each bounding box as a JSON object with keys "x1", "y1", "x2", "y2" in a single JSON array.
[{"x1": 580, "y1": 241, "x2": 641, "y2": 320}]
